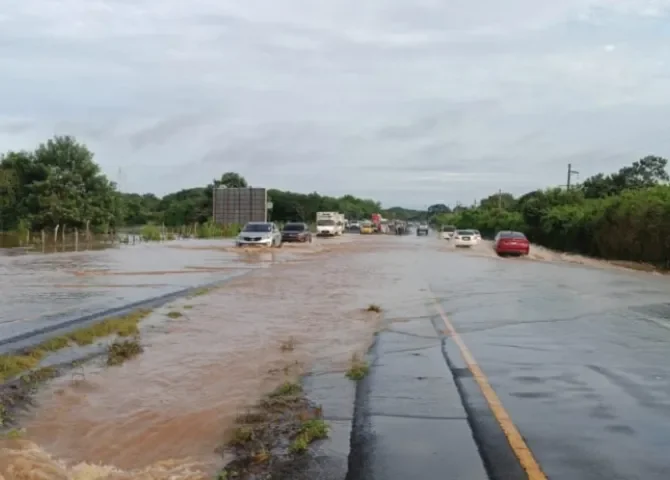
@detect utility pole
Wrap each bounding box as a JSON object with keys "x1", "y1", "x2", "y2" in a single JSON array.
[
  {"x1": 566, "y1": 163, "x2": 579, "y2": 190},
  {"x1": 498, "y1": 189, "x2": 502, "y2": 208}
]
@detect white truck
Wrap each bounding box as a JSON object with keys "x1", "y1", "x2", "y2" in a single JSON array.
[{"x1": 316, "y1": 212, "x2": 345, "y2": 236}]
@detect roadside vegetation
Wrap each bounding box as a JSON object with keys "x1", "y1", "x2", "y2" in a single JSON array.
[
  {"x1": 428, "y1": 156, "x2": 670, "y2": 268},
  {"x1": 219, "y1": 381, "x2": 329, "y2": 479},
  {"x1": 107, "y1": 338, "x2": 143, "y2": 366},
  {"x1": 4, "y1": 135, "x2": 667, "y2": 268},
  {"x1": 0, "y1": 135, "x2": 410, "y2": 249},
  {"x1": 0, "y1": 308, "x2": 152, "y2": 383},
  {"x1": 345, "y1": 353, "x2": 369, "y2": 381}
]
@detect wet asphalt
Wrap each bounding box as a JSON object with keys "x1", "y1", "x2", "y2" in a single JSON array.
[
  {"x1": 339, "y1": 235, "x2": 670, "y2": 480},
  {"x1": 422, "y1": 240, "x2": 670, "y2": 480}
]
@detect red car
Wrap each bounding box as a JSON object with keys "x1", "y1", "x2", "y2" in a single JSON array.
[{"x1": 494, "y1": 231, "x2": 530, "y2": 256}]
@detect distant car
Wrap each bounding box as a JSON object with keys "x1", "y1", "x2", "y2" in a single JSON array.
[
  {"x1": 236, "y1": 222, "x2": 282, "y2": 247},
  {"x1": 281, "y1": 222, "x2": 312, "y2": 243},
  {"x1": 441, "y1": 225, "x2": 457, "y2": 240},
  {"x1": 453, "y1": 229, "x2": 478, "y2": 247},
  {"x1": 494, "y1": 231, "x2": 530, "y2": 256},
  {"x1": 417, "y1": 223, "x2": 429, "y2": 236},
  {"x1": 360, "y1": 222, "x2": 374, "y2": 234}
]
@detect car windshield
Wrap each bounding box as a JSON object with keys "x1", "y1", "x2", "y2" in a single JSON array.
[
  {"x1": 317, "y1": 219, "x2": 335, "y2": 226},
  {"x1": 283, "y1": 223, "x2": 306, "y2": 232},
  {"x1": 457, "y1": 230, "x2": 475, "y2": 235},
  {"x1": 243, "y1": 223, "x2": 272, "y2": 233}
]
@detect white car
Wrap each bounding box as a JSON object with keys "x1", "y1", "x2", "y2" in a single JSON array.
[
  {"x1": 236, "y1": 222, "x2": 282, "y2": 247},
  {"x1": 453, "y1": 229, "x2": 479, "y2": 247},
  {"x1": 472, "y1": 230, "x2": 482, "y2": 241}
]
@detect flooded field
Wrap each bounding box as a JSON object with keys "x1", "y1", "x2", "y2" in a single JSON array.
[{"x1": 0, "y1": 234, "x2": 430, "y2": 479}]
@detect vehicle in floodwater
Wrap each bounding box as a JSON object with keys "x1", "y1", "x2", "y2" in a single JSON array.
[
  {"x1": 281, "y1": 222, "x2": 313, "y2": 243},
  {"x1": 453, "y1": 229, "x2": 478, "y2": 247},
  {"x1": 360, "y1": 221, "x2": 374, "y2": 234},
  {"x1": 494, "y1": 230, "x2": 530, "y2": 256},
  {"x1": 440, "y1": 225, "x2": 457, "y2": 240},
  {"x1": 236, "y1": 222, "x2": 283, "y2": 247},
  {"x1": 416, "y1": 223, "x2": 429, "y2": 236}
]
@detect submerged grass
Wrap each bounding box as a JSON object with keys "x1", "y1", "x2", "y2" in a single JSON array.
[
  {"x1": 166, "y1": 311, "x2": 183, "y2": 319},
  {"x1": 219, "y1": 381, "x2": 329, "y2": 479},
  {"x1": 107, "y1": 338, "x2": 144, "y2": 366},
  {"x1": 366, "y1": 304, "x2": 382, "y2": 313},
  {"x1": 279, "y1": 337, "x2": 296, "y2": 352},
  {"x1": 345, "y1": 353, "x2": 369, "y2": 381},
  {"x1": 0, "y1": 308, "x2": 152, "y2": 383}
]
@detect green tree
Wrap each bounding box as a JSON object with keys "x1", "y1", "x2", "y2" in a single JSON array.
[{"x1": 219, "y1": 172, "x2": 248, "y2": 188}]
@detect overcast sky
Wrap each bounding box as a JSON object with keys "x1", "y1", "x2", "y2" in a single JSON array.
[{"x1": 1, "y1": 0, "x2": 670, "y2": 208}]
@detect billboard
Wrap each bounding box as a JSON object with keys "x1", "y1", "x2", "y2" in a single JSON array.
[{"x1": 213, "y1": 187, "x2": 268, "y2": 226}]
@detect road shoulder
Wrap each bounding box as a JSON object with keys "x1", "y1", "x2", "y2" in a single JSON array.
[{"x1": 347, "y1": 317, "x2": 488, "y2": 480}]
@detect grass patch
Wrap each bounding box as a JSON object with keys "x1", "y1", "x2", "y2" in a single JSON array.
[
  {"x1": 107, "y1": 338, "x2": 143, "y2": 366},
  {"x1": 345, "y1": 353, "x2": 369, "y2": 381},
  {"x1": 0, "y1": 308, "x2": 152, "y2": 383},
  {"x1": 289, "y1": 419, "x2": 329, "y2": 454},
  {"x1": 188, "y1": 287, "x2": 212, "y2": 298},
  {"x1": 366, "y1": 304, "x2": 382, "y2": 313},
  {"x1": 268, "y1": 381, "x2": 302, "y2": 398},
  {"x1": 183, "y1": 305, "x2": 193, "y2": 310},
  {"x1": 166, "y1": 311, "x2": 183, "y2": 319},
  {"x1": 218, "y1": 380, "x2": 328, "y2": 479},
  {"x1": 279, "y1": 337, "x2": 296, "y2": 352}
]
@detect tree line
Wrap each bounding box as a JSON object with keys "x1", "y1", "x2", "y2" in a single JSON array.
[
  {"x1": 3, "y1": 135, "x2": 668, "y2": 266},
  {"x1": 429, "y1": 155, "x2": 670, "y2": 267},
  {"x1": 0, "y1": 136, "x2": 420, "y2": 235}
]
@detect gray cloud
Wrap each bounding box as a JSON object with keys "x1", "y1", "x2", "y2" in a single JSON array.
[{"x1": 0, "y1": 0, "x2": 669, "y2": 207}]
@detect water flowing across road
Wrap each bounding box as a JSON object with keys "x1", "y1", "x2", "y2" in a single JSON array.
[{"x1": 1, "y1": 236, "x2": 670, "y2": 479}]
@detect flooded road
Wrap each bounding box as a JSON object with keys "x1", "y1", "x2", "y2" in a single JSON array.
[
  {"x1": 2, "y1": 235, "x2": 670, "y2": 479},
  {"x1": 0, "y1": 235, "x2": 426, "y2": 479},
  {"x1": 0, "y1": 239, "x2": 306, "y2": 339}
]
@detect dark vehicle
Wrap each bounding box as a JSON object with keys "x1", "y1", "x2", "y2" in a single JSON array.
[
  {"x1": 416, "y1": 223, "x2": 429, "y2": 236},
  {"x1": 281, "y1": 222, "x2": 312, "y2": 243},
  {"x1": 494, "y1": 231, "x2": 530, "y2": 256}
]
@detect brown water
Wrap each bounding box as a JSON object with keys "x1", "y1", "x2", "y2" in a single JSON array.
[{"x1": 0, "y1": 235, "x2": 429, "y2": 479}]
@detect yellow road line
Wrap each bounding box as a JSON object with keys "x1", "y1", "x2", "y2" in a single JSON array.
[{"x1": 433, "y1": 298, "x2": 548, "y2": 480}]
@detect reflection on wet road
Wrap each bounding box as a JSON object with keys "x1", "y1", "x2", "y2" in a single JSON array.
[{"x1": 2, "y1": 235, "x2": 670, "y2": 479}]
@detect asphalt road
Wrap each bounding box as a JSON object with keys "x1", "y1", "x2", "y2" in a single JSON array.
[{"x1": 422, "y1": 239, "x2": 670, "y2": 480}]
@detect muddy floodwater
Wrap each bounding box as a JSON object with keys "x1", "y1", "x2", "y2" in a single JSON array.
[
  {"x1": 0, "y1": 235, "x2": 429, "y2": 479},
  {"x1": 0, "y1": 239, "x2": 309, "y2": 340},
  {"x1": 1, "y1": 234, "x2": 664, "y2": 480}
]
